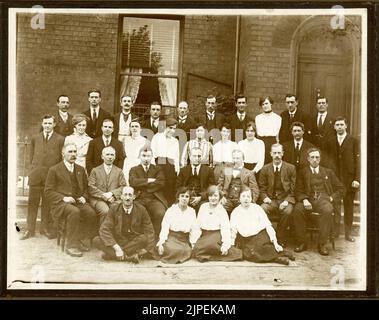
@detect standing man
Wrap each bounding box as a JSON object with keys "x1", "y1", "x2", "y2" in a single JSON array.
[
  {"x1": 227, "y1": 95, "x2": 253, "y2": 142},
  {"x1": 141, "y1": 102, "x2": 164, "y2": 135},
  {"x1": 21, "y1": 114, "x2": 65, "y2": 240},
  {"x1": 279, "y1": 94, "x2": 310, "y2": 143},
  {"x1": 113, "y1": 95, "x2": 137, "y2": 143},
  {"x1": 291, "y1": 148, "x2": 344, "y2": 256},
  {"x1": 93, "y1": 186, "x2": 156, "y2": 262},
  {"x1": 325, "y1": 117, "x2": 360, "y2": 241},
  {"x1": 55, "y1": 95, "x2": 73, "y2": 137},
  {"x1": 309, "y1": 96, "x2": 335, "y2": 151},
  {"x1": 86, "y1": 119, "x2": 125, "y2": 175},
  {"x1": 259, "y1": 144, "x2": 296, "y2": 246},
  {"x1": 44, "y1": 143, "x2": 98, "y2": 257},
  {"x1": 176, "y1": 101, "x2": 196, "y2": 141},
  {"x1": 129, "y1": 147, "x2": 168, "y2": 237},
  {"x1": 82, "y1": 89, "x2": 112, "y2": 138},
  {"x1": 88, "y1": 146, "x2": 127, "y2": 226},
  {"x1": 282, "y1": 122, "x2": 314, "y2": 171}
]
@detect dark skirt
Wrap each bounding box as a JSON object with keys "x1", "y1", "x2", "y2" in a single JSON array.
[
  {"x1": 155, "y1": 157, "x2": 176, "y2": 206},
  {"x1": 258, "y1": 136, "x2": 277, "y2": 164},
  {"x1": 193, "y1": 230, "x2": 243, "y2": 262},
  {"x1": 159, "y1": 231, "x2": 192, "y2": 264}
]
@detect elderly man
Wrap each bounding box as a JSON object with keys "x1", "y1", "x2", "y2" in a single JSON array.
[
  {"x1": 219, "y1": 149, "x2": 260, "y2": 214},
  {"x1": 54, "y1": 95, "x2": 73, "y2": 137},
  {"x1": 129, "y1": 147, "x2": 168, "y2": 236},
  {"x1": 93, "y1": 186, "x2": 155, "y2": 262},
  {"x1": 259, "y1": 143, "x2": 296, "y2": 246},
  {"x1": 21, "y1": 114, "x2": 65, "y2": 240},
  {"x1": 44, "y1": 143, "x2": 97, "y2": 257},
  {"x1": 227, "y1": 94, "x2": 253, "y2": 142},
  {"x1": 113, "y1": 95, "x2": 138, "y2": 143},
  {"x1": 86, "y1": 119, "x2": 125, "y2": 175},
  {"x1": 88, "y1": 146, "x2": 127, "y2": 226},
  {"x1": 291, "y1": 148, "x2": 344, "y2": 256}
]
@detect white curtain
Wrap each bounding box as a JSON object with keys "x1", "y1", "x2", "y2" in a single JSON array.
[
  {"x1": 120, "y1": 67, "x2": 142, "y2": 102},
  {"x1": 158, "y1": 71, "x2": 177, "y2": 106}
]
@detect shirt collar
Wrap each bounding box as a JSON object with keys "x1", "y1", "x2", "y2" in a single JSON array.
[
  {"x1": 123, "y1": 205, "x2": 133, "y2": 215},
  {"x1": 63, "y1": 160, "x2": 74, "y2": 172},
  {"x1": 58, "y1": 109, "x2": 68, "y2": 117},
  {"x1": 289, "y1": 108, "x2": 297, "y2": 116},
  {"x1": 43, "y1": 131, "x2": 52, "y2": 139},
  {"x1": 338, "y1": 132, "x2": 347, "y2": 140},
  {"x1": 273, "y1": 162, "x2": 283, "y2": 171},
  {"x1": 318, "y1": 111, "x2": 327, "y2": 117},
  {"x1": 102, "y1": 135, "x2": 111, "y2": 143},
  {"x1": 178, "y1": 115, "x2": 187, "y2": 121},
  {"x1": 206, "y1": 111, "x2": 215, "y2": 117},
  {"x1": 91, "y1": 106, "x2": 100, "y2": 112},
  {"x1": 192, "y1": 164, "x2": 201, "y2": 171},
  {"x1": 103, "y1": 163, "x2": 112, "y2": 170},
  {"x1": 310, "y1": 166, "x2": 320, "y2": 173},
  {"x1": 294, "y1": 138, "x2": 303, "y2": 146}
]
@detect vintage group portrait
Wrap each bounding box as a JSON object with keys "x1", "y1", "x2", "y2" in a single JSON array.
[{"x1": 6, "y1": 6, "x2": 368, "y2": 294}]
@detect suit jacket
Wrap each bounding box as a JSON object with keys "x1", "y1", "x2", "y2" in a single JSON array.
[
  {"x1": 86, "y1": 136, "x2": 125, "y2": 175},
  {"x1": 82, "y1": 107, "x2": 113, "y2": 138},
  {"x1": 28, "y1": 132, "x2": 65, "y2": 186},
  {"x1": 295, "y1": 166, "x2": 344, "y2": 203},
  {"x1": 227, "y1": 113, "x2": 254, "y2": 141},
  {"x1": 141, "y1": 117, "x2": 165, "y2": 136},
  {"x1": 258, "y1": 161, "x2": 296, "y2": 204},
  {"x1": 45, "y1": 162, "x2": 89, "y2": 220},
  {"x1": 54, "y1": 112, "x2": 74, "y2": 137},
  {"x1": 112, "y1": 112, "x2": 138, "y2": 139},
  {"x1": 325, "y1": 134, "x2": 360, "y2": 189},
  {"x1": 99, "y1": 202, "x2": 155, "y2": 254},
  {"x1": 279, "y1": 109, "x2": 311, "y2": 143},
  {"x1": 218, "y1": 167, "x2": 259, "y2": 203},
  {"x1": 129, "y1": 164, "x2": 168, "y2": 208},
  {"x1": 176, "y1": 116, "x2": 197, "y2": 140},
  {"x1": 88, "y1": 164, "x2": 127, "y2": 200},
  {"x1": 309, "y1": 113, "x2": 335, "y2": 150},
  {"x1": 195, "y1": 112, "x2": 226, "y2": 132},
  {"x1": 282, "y1": 139, "x2": 314, "y2": 170},
  {"x1": 176, "y1": 165, "x2": 215, "y2": 200}
]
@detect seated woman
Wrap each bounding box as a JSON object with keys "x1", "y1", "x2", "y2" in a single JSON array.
[
  {"x1": 156, "y1": 187, "x2": 200, "y2": 264},
  {"x1": 230, "y1": 187, "x2": 295, "y2": 265},
  {"x1": 193, "y1": 185, "x2": 243, "y2": 262}
]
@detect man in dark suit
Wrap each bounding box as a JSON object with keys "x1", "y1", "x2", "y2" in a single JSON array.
[
  {"x1": 283, "y1": 121, "x2": 314, "y2": 171},
  {"x1": 129, "y1": 147, "x2": 168, "y2": 236},
  {"x1": 227, "y1": 94, "x2": 253, "y2": 142},
  {"x1": 309, "y1": 96, "x2": 335, "y2": 152},
  {"x1": 176, "y1": 101, "x2": 197, "y2": 141},
  {"x1": 259, "y1": 143, "x2": 296, "y2": 245},
  {"x1": 141, "y1": 102, "x2": 165, "y2": 137},
  {"x1": 292, "y1": 148, "x2": 344, "y2": 256},
  {"x1": 44, "y1": 143, "x2": 98, "y2": 257},
  {"x1": 55, "y1": 95, "x2": 73, "y2": 137},
  {"x1": 113, "y1": 94, "x2": 138, "y2": 143},
  {"x1": 279, "y1": 94, "x2": 310, "y2": 143},
  {"x1": 325, "y1": 117, "x2": 360, "y2": 241},
  {"x1": 88, "y1": 146, "x2": 127, "y2": 226},
  {"x1": 21, "y1": 114, "x2": 65, "y2": 240},
  {"x1": 92, "y1": 186, "x2": 155, "y2": 262},
  {"x1": 219, "y1": 149, "x2": 260, "y2": 214},
  {"x1": 86, "y1": 119, "x2": 125, "y2": 175},
  {"x1": 82, "y1": 89, "x2": 112, "y2": 138},
  {"x1": 176, "y1": 147, "x2": 215, "y2": 211}
]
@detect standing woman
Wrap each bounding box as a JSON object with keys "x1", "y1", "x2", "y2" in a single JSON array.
[
  {"x1": 156, "y1": 187, "x2": 200, "y2": 264},
  {"x1": 65, "y1": 114, "x2": 92, "y2": 171},
  {"x1": 193, "y1": 185, "x2": 242, "y2": 262},
  {"x1": 230, "y1": 187, "x2": 294, "y2": 265}
]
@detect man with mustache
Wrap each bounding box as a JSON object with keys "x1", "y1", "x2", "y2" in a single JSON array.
[{"x1": 45, "y1": 143, "x2": 97, "y2": 257}]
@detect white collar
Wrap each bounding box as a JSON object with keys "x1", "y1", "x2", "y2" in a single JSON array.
[
  {"x1": 178, "y1": 115, "x2": 188, "y2": 120},
  {"x1": 318, "y1": 111, "x2": 327, "y2": 117},
  {"x1": 123, "y1": 205, "x2": 133, "y2": 215},
  {"x1": 294, "y1": 138, "x2": 303, "y2": 146},
  {"x1": 63, "y1": 160, "x2": 74, "y2": 172},
  {"x1": 191, "y1": 164, "x2": 201, "y2": 170},
  {"x1": 289, "y1": 108, "x2": 297, "y2": 116},
  {"x1": 206, "y1": 111, "x2": 215, "y2": 117},
  {"x1": 310, "y1": 166, "x2": 320, "y2": 173},
  {"x1": 43, "y1": 131, "x2": 52, "y2": 139},
  {"x1": 102, "y1": 135, "x2": 111, "y2": 142},
  {"x1": 273, "y1": 162, "x2": 283, "y2": 171},
  {"x1": 103, "y1": 163, "x2": 113, "y2": 171},
  {"x1": 58, "y1": 110, "x2": 68, "y2": 117},
  {"x1": 338, "y1": 132, "x2": 347, "y2": 140},
  {"x1": 91, "y1": 106, "x2": 100, "y2": 112},
  {"x1": 233, "y1": 165, "x2": 244, "y2": 170}
]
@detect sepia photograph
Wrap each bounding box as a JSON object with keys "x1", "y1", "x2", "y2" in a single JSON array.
[{"x1": 6, "y1": 6, "x2": 368, "y2": 293}]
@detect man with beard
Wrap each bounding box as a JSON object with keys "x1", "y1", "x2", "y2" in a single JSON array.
[{"x1": 113, "y1": 95, "x2": 138, "y2": 143}]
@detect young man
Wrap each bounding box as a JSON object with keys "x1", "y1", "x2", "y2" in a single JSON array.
[
  {"x1": 141, "y1": 102, "x2": 164, "y2": 135},
  {"x1": 227, "y1": 95, "x2": 253, "y2": 142},
  {"x1": 113, "y1": 95, "x2": 137, "y2": 143},
  {"x1": 325, "y1": 117, "x2": 360, "y2": 241},
  {"x1": 54, "y1": 95, "x2": 73, "y2": 137}
]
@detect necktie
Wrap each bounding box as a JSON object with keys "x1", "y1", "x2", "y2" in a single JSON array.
[
  {"x1": 239, "y1": 114, "x2": 243, "y2": 121},
  {"x1": 123, "y1": 113, "x2": 130, "y2": 122},
  {"x1": 338, "y1": 136, "x2": 343, "y2": 146},
  {"x1": 105, "y1": 138, "x2": 110, "y2": 146},
  {"x1": 44, "y1": 134, "x2": 48, "y2": 143},
  {"x1": 317, "y1": 114, "x2": 323, "y2": 129},
  {"x1": 290, "y1": 113, "x2": 294, "y2": 120},
  {"x1": 295, "y1": 143, "x2": 300, "y2": 164},
  {"x1": 274, "y1": 167, "x2": 280, "y2": 198},
  {"x1": 193, "y1": 167, "x2": 198, "y2": 176},
  {"x1": 144, "y1": 165, "x2": 149, "y2": 173},
  {"x1": 92, "y1": 109, "x2": 97, "y2": 121}
]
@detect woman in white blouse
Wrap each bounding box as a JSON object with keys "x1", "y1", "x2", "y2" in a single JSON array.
[
  {"x1": 230, "y1": 187, "x2": 295, "y2": 265},
  {"x1": 193, "y1": 186, "x2": 242, "y2": 262},
  {"x1": 64, "y1": 114, "x2": 92, "y2": 171},
  {"x1": 156, "y1": 187, "x2": 199, "y2": 264}
]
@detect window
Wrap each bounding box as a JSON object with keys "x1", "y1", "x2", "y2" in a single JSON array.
[{"x1": 116, "y1": 16, "x2": 181, "y2": 115}]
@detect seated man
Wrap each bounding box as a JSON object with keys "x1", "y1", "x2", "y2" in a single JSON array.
[
  {"x1": 88, "y1": 146, "x2": 127, "y2": 226},
  {"x1": 259, "y1": 143, "x2": 296, "y2": 246},
  {"x1": 44, "y1": 143, "x2": 97, "y2": 257},
  {"x1": 93, "y1": 186, "x2": 155, "y2": 262},
  {"x1": 176, "y1": 147, "x2": 215, "y2": 211},
  {"x1": 219, "y1": 149, "x2": 259, "y2": 214},
  {"x1": 129, "y1": 147, "x2": 168, "y2": 237},
  {"x1": 292, "y1": 147, "x2": 344, "y2": 256}
]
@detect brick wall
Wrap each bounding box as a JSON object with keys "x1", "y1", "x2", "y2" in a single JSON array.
[{"x1": 16, "y1": 13, "x2": 119, "y2": 139}]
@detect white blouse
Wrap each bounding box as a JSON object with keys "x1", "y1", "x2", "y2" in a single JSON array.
[
  {"x1": 237, "y1": 138, "x2": 265, "y2": 173},
  {"x1": 196, "y1": 203, "x2": 232, "y2": 250},
  {"x1": 255, "y1": 112, "x2": 282, "y2": 137},
  {"x1": 213, "y1": 140, "x2": 237, "y2": 164},
  {"x1": 230, "y1": 203, "x2": 277, "y2": 245},
  {"x1": 151, "y1": 132, "x2": 180, "y2": 174},
  {"x1": 65, "y1": 133, "x2": 92, "y2": 169},
  {"x1": 157, "y1": 204, "x2": 200, "y2": 246}
]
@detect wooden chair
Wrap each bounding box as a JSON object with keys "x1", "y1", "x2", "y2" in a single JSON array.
[
  {"x1": 306, "y1": 212, "x2": 335, "y2": 250},
  {"x1": 56, "y1": 217, "x2": 68, "y2": 252}
]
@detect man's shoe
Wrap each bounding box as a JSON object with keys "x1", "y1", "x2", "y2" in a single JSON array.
[
  {"x1": 65, "y1": 248, "x2": 83, "y2": 257},
  {"x1": 294, "y1": 243, "x2": 307, "y2": 253},
  {"x1": 274, "y1": 256, "x2": 290, "y2": 265},
  {"x1": 79, "y1": 241, "x2": 90, "y2": 252},
  {"x1": 101, "y1": 253, "x2": 113, "y2": 261},
  {"x1": 40, "y1": 229, "x2": 56, "y2": 240},
  {"x1": 318, "y1": 244, "x2": 329, "y2": 256},
  {"x1": 20, "y1": 230, "x2": 34, "y2": 240},
  {"x1": 345, "y1": 235, "x2": 355, "y2": 242},
  {"x1": 125, "y1": 253, "x2": 140, "y2": 264}
]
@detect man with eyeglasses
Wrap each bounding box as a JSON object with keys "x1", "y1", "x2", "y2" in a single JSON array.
[
  {"x1": 142, "y1": 102, "x2": 164, "y2": 135},
  {"x1": 227, "y1": 95, "x2": 253, "y2": 142},
  {"x1": 113, "y1": 95, "x2": 137, "y2": 143}
]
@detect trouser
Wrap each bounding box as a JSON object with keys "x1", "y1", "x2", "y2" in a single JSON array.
[
  {"x1": 334, "y1": 191, "x2": 355, "y2": 237},
  {"x1": 136, "y1": 196, "x2": 166, "y2": 238},
  {"x1": 261, "y1": 199, "x2": 293, "y2": 243},
  {"x1": 155, "y1": 157, "x2": 176, "y2": 206},
  {"x1": 93, "y1": 234, "x2": 147, "y2": 259},
  {"x1": 27, "y1": 185, "x2": 51, "y2": 234},
  {"x1": 89, "y1": 199, "x2": 110, "y2": 227},
  {"x1": 59, "y1": 203, "x2": 97, "y2": 249},
  {"x1": 291, "y1": 197, "x2": 333, "y2": 245}
]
